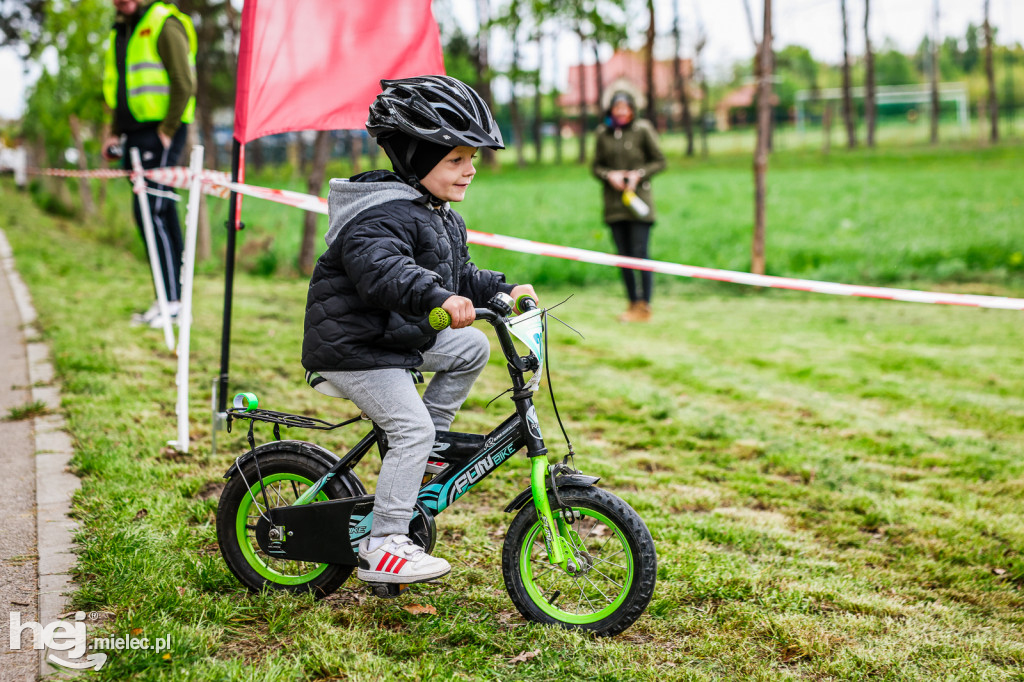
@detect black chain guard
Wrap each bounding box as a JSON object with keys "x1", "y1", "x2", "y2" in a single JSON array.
[{"x1": 255, "y1": 495, "x2": 436, "y2": 565}]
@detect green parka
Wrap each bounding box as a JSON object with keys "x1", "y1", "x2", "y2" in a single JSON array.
[{"x1": 592, "y1": 118, "x2": 666, "y2": 224}]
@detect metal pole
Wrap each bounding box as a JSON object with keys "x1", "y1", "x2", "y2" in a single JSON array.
[{"x1": 216, "y1": 139, "x2": 244, "y2": 419}]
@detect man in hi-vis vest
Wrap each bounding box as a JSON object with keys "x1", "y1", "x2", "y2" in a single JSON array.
[{"x1": 103, "y1": 0, "x2": 196, "y2": 328}]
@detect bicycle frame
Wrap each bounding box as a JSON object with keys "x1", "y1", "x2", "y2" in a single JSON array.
[{"x1": 229, "y1": 302, "x2": 574, "y2": 569}]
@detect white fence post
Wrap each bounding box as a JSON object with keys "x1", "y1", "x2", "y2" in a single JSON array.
[
  {"x1": 172, "y1": 145, "x2": 205, "y2": 453},
  {"x1": 129, "y1": 148, "x2": 175, "y2": 351}
]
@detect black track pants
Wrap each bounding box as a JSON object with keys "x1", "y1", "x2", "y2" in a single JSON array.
[
  {"x1": 609, "y1": 220, "x2": 653, "y2": 303},
  {"x1": 122, "y1": 125, "x2": 187, "y2": 303}
]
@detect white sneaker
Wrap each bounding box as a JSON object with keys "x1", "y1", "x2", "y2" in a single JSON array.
[
  {"x1": 130, "y1": 301, "x2": 160, "y2": 326},
  {"x1": 357, "y1": 534, "x2": 450, "y2": 584},
  {"x1": 148, "y1": 301, "x2": 182, "y2": 328}
]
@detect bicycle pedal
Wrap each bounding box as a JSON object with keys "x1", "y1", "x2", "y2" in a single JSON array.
[{"x1": 367, "y1": 582, "x2": 409, "y2": 599}]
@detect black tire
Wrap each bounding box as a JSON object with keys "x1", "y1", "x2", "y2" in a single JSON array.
[
  {"x1": 217, "y1": 446, "x2": 364, "y2": 598},
  {"x1": 501, "y1": 486, "x2": 656, "y2": 637}
]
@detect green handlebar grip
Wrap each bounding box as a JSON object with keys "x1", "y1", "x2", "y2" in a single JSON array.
[
  {"x1": 233, "y1": 392, "x2": 259, "y2": 412},
  {"x1": 429, "y1": 307, "x2": 451, "y2": 330},
  {"x1": 514, "y1": 295, "x2": 537, "y2": 315}
]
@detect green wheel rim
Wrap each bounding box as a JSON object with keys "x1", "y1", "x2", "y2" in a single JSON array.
[
  {"x1": 235, "y1": 472, "x2": 331, "y2": 585},
  {"x1": 519, "y1": 507, "x2": 634, "y2": 624}
]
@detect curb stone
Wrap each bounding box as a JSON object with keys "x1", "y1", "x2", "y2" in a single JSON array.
[{"x1": 0, "y1": 229, "x2": 80, "y2": 679}]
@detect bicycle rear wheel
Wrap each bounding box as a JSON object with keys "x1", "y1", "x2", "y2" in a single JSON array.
[
  {"x1": 501, "y1": 486, "x2": 656, "y2": 636},
  {"x1": 217, "y1": 447, "x2": 364, "y2": 597}
]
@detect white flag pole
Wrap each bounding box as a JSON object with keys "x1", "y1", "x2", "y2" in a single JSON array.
[
  {"x1": 129, "y1": 147, "x2": 175, "y2": 351},
  {"x1": 173, "y1": 145, "x2": 205, "y2": 453}
]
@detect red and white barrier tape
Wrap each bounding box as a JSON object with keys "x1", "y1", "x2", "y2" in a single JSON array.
[
  {"x1": 30, "y1": 166, "x2": 232, "y2": 198},
  {"x1": 26, "y1": 166, "x2": 1024, "y2": 311},
  {"x1": 31, "y1": 167, "x2": 131, "y2": 179},
  {"x1": 467, "y1": 231, "x2": 1024, "y2": 311}
]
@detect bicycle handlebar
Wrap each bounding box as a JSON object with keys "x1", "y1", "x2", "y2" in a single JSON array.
[{"x1": 428, "y1": 296, "x2": 538, "y2": 331}]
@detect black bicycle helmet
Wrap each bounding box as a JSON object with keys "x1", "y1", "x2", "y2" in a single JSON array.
[{"x1": 367, "y1": 75, "x2": 504, "y2": 181}]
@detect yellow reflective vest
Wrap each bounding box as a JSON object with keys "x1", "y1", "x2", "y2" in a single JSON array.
[{"x1": 103, "y1": 2, "x2": 197, "y2": 125}]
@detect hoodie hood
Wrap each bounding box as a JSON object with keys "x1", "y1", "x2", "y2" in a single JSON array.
[{"x1": 325, "y1": 170, "x2": 424, "y2": 246}]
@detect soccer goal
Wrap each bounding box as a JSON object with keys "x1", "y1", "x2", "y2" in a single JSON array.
[{"x1": 795, "y1": 82, "x2": 970, "y2": 133}]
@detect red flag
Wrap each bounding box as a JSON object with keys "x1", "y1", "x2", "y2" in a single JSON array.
[{"x1": 233, "y1": 0, "x2": 445, "y2": 143}]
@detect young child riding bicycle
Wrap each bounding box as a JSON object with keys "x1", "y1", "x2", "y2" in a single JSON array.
[{"x1": 301, "y1": 76, "x2": 538, "y2": 585}]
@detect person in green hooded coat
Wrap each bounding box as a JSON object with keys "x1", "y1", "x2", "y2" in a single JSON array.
[{"x1": 592, "y1": 90, "x2": 666, "y2": 322}]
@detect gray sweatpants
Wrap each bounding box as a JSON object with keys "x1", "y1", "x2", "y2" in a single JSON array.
[{"x1": 320, "y1": 327, "x2": 490, "y2": 537}]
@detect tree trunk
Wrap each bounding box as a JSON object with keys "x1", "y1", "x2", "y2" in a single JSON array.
[
  {"x1": 592, "y1": 43, "x2": 605, "y2": 107},
  {"x1": 533, "y1": 64, "x2": 543, "y2": 163},
  {"x1": 509, "y1": 28, "x2": 527, "y2": 169},
  {"x1": 298, "y1": 131, "x2": 331, "y2": 275},
  {"x1": 576, "y1": 31, "x2": 588, "y2": 164},
  {"x1": 249, "y1": 138, "x2": 265, "y2": 171},
  {"x1": 930, "y1": 0, "x2": 940, "y2": 144},
  {"x1": 287, "y1": 134, "x2": 301, "y2": 177},
  {"x1": 186, "y1": 121, "x2": 211, "y2": 261},
  {"x1": 67, "y1": 115, "x2": 95, "y2": 217},
  {"x1": 347, "y1": 130, "x2": 361, "y2": 175},
  {"x1": 695, "y1": 27, "x2": 709, "y2": 157},
  {"x1": 368, "y1": 135, "x2": 379, "y2": 167},
  {"x1": 840, "y1": 0, "x2": 856, "y2": 148},
  {"x1": 823, "y1": 102, "x2": 833, "y2": 154},
  {"x1": 672, "y1": 0, "x2": 695, "y2": 156},
  {"x1": 984, "y1": 0, "x2": 999, "y2": 142},
  {"x1": 550, "y1": 31, "x2": 563, "y2": 164},
  {"x1": 752, "y1": 0, "x2": 773, "y2": 277},
  {"x1": 645, "y1": 0, "x2": 657, "y2": 125},
  {"x1": 864, "y1": 0, "x2": 876, "y2": 147},
  {"x1": 197, "y1": 98, "x2": 219, "y2": 170},
  {"x1": 474, "y1": 0, "x2": 497, "y2": 168}
]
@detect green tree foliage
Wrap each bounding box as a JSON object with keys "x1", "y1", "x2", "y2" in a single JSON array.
[
  {"x1": 21, "y1": 0, "x2": 113, "y2": 166},
  {"x1": 874, "y1": 41, "x2": 919, "y2": 86},
  {"x1": 0, "y1": 0, "x2": 45, "y2": 56},
  {"x1": 442, "y1": 26, "x2": 478, "y2": 87},
  {"x1": 774, "y1": 45, "x2": 818, "y2": 109}
]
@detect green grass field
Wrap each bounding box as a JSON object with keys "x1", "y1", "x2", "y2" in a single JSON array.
[{"x1": 2, "y1": 142, "x2": 1023, "y2": 680}]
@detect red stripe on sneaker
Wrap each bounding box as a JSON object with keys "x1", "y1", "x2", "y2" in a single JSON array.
[
  {"x1": 391, "y1": 558, "x2": 408, "y2": 573},
  {"x1": 384, "y1": 554, "x2": 402, "y2": 573},
  {"x1": 375, "y1": 553, "x2": 393, "y2": 572}
]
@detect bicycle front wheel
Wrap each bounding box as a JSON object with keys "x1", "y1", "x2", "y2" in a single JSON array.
[{"x1": 501, "y1": 486, "x2": 657, "y2": 636}]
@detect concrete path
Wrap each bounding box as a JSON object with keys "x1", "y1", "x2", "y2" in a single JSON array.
[{"x1": 0, "y1": 229, "x2": 79, "y2": 680}]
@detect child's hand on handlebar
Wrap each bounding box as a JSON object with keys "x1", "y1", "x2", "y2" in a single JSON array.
[
  {"x1": 509, "y1": 284, "x2": 539, "y2": 312},
  {"x1": 441, "y1": 295, "x2": 476, "y2": 328}
]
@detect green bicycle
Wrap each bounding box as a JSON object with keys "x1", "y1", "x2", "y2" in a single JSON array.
[{"x1": 216, "y1": 294, "x2": 657, "y2": 636}]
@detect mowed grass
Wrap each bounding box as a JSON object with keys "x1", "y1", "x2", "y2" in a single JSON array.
[{"x1": 2, "y1": 142, "x2": 1024, "y2": 680}]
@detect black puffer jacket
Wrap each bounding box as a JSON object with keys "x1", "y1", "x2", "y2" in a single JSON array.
[{"x1": 302, "y1": 170, "x2": 513, "y2": 372}]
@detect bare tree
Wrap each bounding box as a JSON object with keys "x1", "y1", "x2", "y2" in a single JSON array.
[
  {"x1": 752, "y1": 0, "x2": 773, "y2": 276},
  {"x1": 346, "y1": 130, "x2": 361, "y2": 174},
  {"x1": 840, "y1": 0, "x2": 857, "y2": 148},
  {"x1": 298, "y1": 131, "x2": 331, "y2": 275},
  {"x1": 185, "y1": 120, "x2": 211, "y2": 260},
  {"x1": 549, "y1": 30, "x2": 564, "y2": 164},
  {"x1": 984, "y1": 0, "x2": 999, "y2": 142},
  {"x1": 576, "y1": 29, "x2": 588, "y2": 164},
  {"x1": 67, "y1": 115, "x2": 95, "y2": 217},
  {"x1": 672, "y1": 0, "x2": 695, "y2": 156},
  {"x1": 694, "y1": 22, "x2": 709, "y2": 157},
  {"x1": 473, "y1": 0, "x2": 497, "y2": 168},
  {"x1": 930, "y1": 0, "x2": 940, "y2": 144},
  {"x1": 644, "y1": 0, "x2": 657, "y2": 124},
  {"x1": 864, "y1": 0, "x2": 876, "y2": 147}
]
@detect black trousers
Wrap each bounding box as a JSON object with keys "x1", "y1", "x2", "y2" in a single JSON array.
[
  {"x1": 122, "y1": 125, "x2": 187, "y2": 303},
  {"x1": 609, "y1": 220, "x2": 653, "y2": 303}
]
